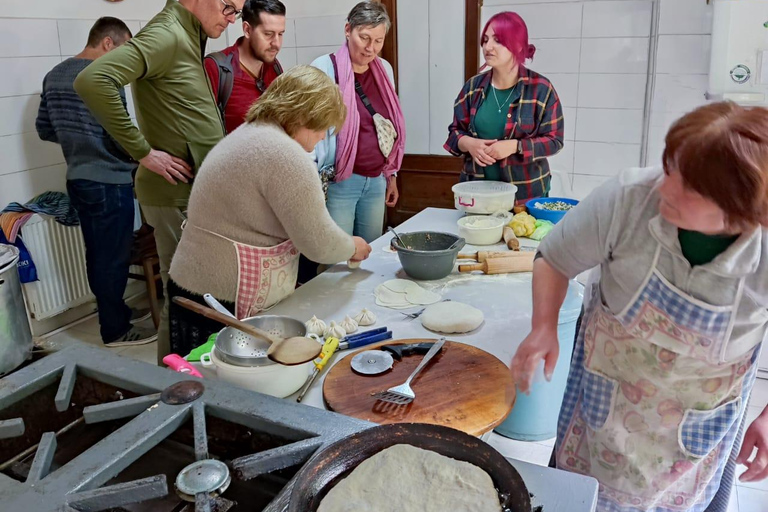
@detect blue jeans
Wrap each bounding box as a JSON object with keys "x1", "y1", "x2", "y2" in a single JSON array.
[
  {"x1": 326, "y1": 174, "x2": 386, "y2": 243},
  {"x1": 67, "y1": 180, "x2": 135, "y2": 343}
]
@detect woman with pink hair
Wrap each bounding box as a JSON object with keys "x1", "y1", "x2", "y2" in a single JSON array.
[{"x1": 445, "y1": 12, "x2": 564, "y2": 203}]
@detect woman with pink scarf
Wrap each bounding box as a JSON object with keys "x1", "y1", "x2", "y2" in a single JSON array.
[{"x1": 311, "y1": 1, "x2": 406, "y2": 243}]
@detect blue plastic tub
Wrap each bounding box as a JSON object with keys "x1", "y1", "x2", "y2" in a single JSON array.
[
  {"x1": 494, "y1": 280, "x2": 584, "y2": 442},
  {"x1": 525, "y1": 197, "x2": 579, "y2": 224}
]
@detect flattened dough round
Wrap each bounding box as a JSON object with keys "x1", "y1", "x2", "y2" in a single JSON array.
[
  {"x1": 421, "y1": 301, "x2": 484, "y2": 333},
  {"x1": 381, "y1": 279, "x2": 421, "y2": 293},
  {"x1": 405, "y1": 288, "x2": 442, "y2": 305},
  {"x1": 317, "y1": 444, "x2": 501, "y2": 512},
  {"x1": 374, "y1": 286, "x2": 410, "y2": 307}
]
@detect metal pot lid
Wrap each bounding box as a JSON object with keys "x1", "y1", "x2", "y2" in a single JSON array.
[
  {"x1": 175, "y1": 459, "x2": 231, "y2": 498},
  {"x1": 351, "y1": 350, "x2": 394, "y2": 375},
  {"x1": 0, "y1": 245, "x2": 19, "y2": 272}
]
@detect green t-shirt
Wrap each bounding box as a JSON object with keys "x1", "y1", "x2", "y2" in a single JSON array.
[
  {"x1": 474, "y1": 84, "x2": 521, "y2": 181},
  {"x1": 678, "y1": 229, "x2": 739, "y2": 266}
]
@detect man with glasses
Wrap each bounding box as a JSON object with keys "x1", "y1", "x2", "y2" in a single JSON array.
[
  {"x1": 205, "y1": 0, "x2": 286, "y2": 134},
  {"x1": 75, "y1": 0, "x2": 244, "y2": 364}
]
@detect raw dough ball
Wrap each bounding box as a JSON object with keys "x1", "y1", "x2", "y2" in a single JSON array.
[
  {"x1": 317, "y1": 444, "x2": 501, "y2": 512},
  {"x1": 324, "y1": 321, "x2": 346, "y2": 339},
  {"x1": 353, "y1": 308, "x2": 377, "y2": 326},
  {"x1": 348, "y1": 260, "x2": 361, "y2": 269},
  {"x1": 305, "y1": 315, "x2": 326, "y2": 336},
  {"x1": 339, "y1": 315, "x2": 358, "y2": 334},
  {"x1": 421, "y1": 301, "x2": 484, "y2": 334}
]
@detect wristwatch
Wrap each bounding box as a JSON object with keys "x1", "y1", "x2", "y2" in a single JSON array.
[{"x1": 516, "y1": 141, "x2": 523, "y2": 155}]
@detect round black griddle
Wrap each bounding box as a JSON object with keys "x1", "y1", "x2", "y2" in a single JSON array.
[{"x1": 288, "y1": 423, "x2": 531, "y2": 512}]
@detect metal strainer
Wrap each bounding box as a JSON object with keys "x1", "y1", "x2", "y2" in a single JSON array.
[{"x1": 214, "y1": 315, "x2": 308, "y2": 367}]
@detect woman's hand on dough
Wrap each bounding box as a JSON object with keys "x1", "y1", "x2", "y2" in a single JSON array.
[
  {"x1": 737, "y1": 407, "x2": 768, "y2": 482},
  {"x1": 509, "y1": 326, "x2": 559, "y2": 394},
  {"x1": 351, "y1": 236, "x2": 372, "y2": 262}
]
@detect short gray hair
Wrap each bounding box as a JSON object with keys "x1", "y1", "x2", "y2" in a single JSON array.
[{"x1": 347, "y1": 1, "x2": 391, "y2": 32}]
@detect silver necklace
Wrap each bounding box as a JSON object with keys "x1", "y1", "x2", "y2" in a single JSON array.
[{"x1": 491, "y1": 84, "x2": 516, "y2": 113}]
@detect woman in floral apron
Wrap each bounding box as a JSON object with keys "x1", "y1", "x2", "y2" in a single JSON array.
[
  {"x1": 511, "y1": 102, "x2": 768, "y2": 512},
  {"x1": 166, "y1": 66, "x2": 372, "y2": 358}
]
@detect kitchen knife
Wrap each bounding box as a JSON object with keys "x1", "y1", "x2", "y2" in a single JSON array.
[{"x1": 380, "y1": 342, "x2": 436, "y2": 361}]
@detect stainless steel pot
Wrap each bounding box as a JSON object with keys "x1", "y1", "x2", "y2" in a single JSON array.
[{"x1": 0, "y1": 247, "x2": 33, "y2": 376}]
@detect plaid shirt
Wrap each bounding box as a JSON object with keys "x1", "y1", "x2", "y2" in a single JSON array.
[{"x1": 444, "y1": 67, "x2": 564, "y2": 201}]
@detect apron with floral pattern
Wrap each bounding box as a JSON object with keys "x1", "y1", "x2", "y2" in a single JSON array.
[{"x1": 556, "y1": 245, "x2": 761, "y2": 512}]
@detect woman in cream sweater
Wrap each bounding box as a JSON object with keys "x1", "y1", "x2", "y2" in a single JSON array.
[{"x1": 168, "y1": 65, "x2": 371, "y2": 357}]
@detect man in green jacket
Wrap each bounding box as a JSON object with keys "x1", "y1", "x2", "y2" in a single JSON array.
[{"x1": 75, "y1": 0, "x2": 244, "y2": 363}]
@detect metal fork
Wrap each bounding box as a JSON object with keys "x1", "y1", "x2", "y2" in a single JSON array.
[
  {"x1": 400, "y1": 299, "x2": 451, "y2": 320},
  {"x1": 373, "y1": 337, "x2": 446, "y2": 405}
]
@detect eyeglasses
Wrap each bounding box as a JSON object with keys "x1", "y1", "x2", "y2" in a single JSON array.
[{"x1": 219, "y1": 0, "x2": 242, "y2": 18}]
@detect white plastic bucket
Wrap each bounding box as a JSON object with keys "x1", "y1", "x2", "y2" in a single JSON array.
[
  {"x1": 452, "y1": 181, "x2": 518, "y2": 214},
  {"x1": 495, "y1": 280, "x2": 584, "y2": 441}
]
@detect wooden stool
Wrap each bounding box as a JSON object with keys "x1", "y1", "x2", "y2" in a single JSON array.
[{"x1": 128, "y1": 224, "x2": 162, "y2": 329}]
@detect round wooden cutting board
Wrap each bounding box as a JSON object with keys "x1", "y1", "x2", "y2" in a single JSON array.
[{"x1": 323, "y1": 339, "x2": 516, "y2": 436}]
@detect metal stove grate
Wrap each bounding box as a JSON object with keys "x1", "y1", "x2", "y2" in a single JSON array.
[{"x1": 0, "y1": 344, "x2": 370, "y2": 512}]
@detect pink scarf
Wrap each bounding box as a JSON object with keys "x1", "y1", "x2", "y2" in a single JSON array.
[{"x1": 333, "y1": 42, "x2": 406, "y2": 182}]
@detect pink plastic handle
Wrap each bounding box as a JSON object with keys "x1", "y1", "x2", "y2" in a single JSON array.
[
  {"x1": 163, "y1": 354, "x2": 203, "y2": 378},
  {"x1": 458, "y1": 197, "x2": 475, "y2": 207}
]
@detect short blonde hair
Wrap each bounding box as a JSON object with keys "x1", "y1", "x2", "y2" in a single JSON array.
[{"x1": 246, "y1": 65, "x2": 346, "y2": 136}]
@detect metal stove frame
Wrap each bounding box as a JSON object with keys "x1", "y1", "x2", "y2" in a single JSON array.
[{"x1": 0, "y1": 343, "x2": 371, "y2": 512}]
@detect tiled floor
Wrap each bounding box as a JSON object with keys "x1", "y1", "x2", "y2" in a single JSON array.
[
  {"x1": 40, "y1": 300, "x2": 159, "y2": 365},
  {"x1": 41, "y1": 312, "x2": 768, "y2": 511}
]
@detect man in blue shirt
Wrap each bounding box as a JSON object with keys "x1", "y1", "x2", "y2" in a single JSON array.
[{"x1": 36, "y1": 17, "x2": 156, "y2": 347}]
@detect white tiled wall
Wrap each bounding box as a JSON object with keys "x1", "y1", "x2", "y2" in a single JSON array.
[
  {"x1": 398, "y1": 0, "x2": 467, "y2": 155},
  {"x1": 0, "y1": 0, "x2": 716, "y2": 206},
  {"x1": 646, "y1": 0, "x2": 713, "y2": 167},
  {"x1": 0, "y1": 0, "x2": 357, "y2": 209},
  {"x1": 480, "y1": 0, "x2": 651, "y2": 199},
  {"x1": 473, "y1": 0, "x2": 714, "y2": 200}
]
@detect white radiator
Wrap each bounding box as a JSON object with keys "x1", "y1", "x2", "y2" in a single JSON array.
[{"x1": 21, "y1": 214, "x2": 94, "y2": 320}]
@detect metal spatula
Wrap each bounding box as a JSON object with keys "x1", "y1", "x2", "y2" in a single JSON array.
[{"x1": 373, "y1": 337, "x2": 446, "y2": 405}]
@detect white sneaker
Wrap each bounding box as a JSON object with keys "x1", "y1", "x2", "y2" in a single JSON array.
[
  {"x1": 130, "y1": 307, "x2": 152, "y2": 324},
  {"x1": 106, "y1": 325, "x2": 157, "y2": 347}
]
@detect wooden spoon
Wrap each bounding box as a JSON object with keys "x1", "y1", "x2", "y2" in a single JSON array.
[{"x1": 172, "y1": 297, "x2": 322, "y2": 366}]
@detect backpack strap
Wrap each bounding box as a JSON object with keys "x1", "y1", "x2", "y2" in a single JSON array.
[
  {"x1": 205, "y1": 51, "x2": 235, "y2": 124},
  {"x1": 354, "y1": 80, "x2": 378, "y2": 117}
]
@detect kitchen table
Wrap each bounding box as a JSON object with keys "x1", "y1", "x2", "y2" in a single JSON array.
[{"x1": 265, "y1": 207, "x2": 598, "y2": 512}]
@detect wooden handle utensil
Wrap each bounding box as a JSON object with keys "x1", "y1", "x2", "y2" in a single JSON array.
[
  {"x1": 457, "y1": 251, "x2": 530, "y2": 263},
  {"x1": 172, "y1": 297, "x2": 321, "y2": 365},
  {"x1": 458, "y1": 252, "x2": 534, "y2": 274},
  {"x1": 503, "y1": 227, "x2": 520, "y2": 251}
]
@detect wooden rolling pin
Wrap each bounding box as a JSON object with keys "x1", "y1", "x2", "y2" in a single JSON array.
[
  {"x1": 503, "y1": 226, "x2": 520, "y2": 250},
  {"x1": 457, "y1": 251, "x2": 530, "y2": 263},
  {"x1": 459, "y1": 251, "x2": 534, "y2": 274}
]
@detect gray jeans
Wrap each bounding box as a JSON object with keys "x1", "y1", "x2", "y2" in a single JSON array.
[{"x1": 140, "y1": 205, "x2": 185, "y2": 365}]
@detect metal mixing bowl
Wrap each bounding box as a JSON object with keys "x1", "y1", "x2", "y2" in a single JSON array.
[
  {"x1": 391, "y1": 231, "x2": 465, "y2": 280},
  {"x1": 214, "y1": 315, "x2": 307, "y2": 367}
]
